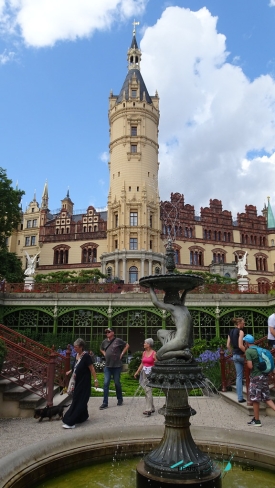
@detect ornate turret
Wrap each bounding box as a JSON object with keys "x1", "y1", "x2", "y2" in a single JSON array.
[{"x1": 103, "y1": 22, "x2": 164, "y2": 283}]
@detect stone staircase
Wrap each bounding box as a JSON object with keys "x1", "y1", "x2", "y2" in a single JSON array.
[
  {"x1": 220, "y1": 383, "x2": 275, "y2": 417},
  {"x1": 0, "y1": 377, "x2": 70, "y2": 418}
]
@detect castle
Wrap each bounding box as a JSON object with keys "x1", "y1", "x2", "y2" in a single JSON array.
[{"x1": 7, "y1": 29, "x2": 275, "y2": 291}]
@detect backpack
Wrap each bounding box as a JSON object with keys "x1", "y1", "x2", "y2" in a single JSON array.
[{"x1": 250, "y1": 346, "x2": 275, "y2": 374}]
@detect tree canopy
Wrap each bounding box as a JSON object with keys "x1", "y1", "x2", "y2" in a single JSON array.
[
  {"x1": 0, "y1": 167, "x2": 24, "y2": 250},
  {"x1": 0, "y1": 249, "x2": 25, "y2": 283}
]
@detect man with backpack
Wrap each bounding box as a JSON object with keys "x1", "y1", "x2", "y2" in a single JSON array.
[{"x1": 244, "y1": 334, "x2": 275, "y2": 426}]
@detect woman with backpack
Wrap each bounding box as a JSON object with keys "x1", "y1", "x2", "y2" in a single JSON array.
[{"x1": 226, "y1": 317, "x2": 246, "y2": 403}]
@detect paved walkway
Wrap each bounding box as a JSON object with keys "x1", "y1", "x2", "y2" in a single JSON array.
[{"x1": 1, "y1": 393, "x2": 275, "y2": 461}]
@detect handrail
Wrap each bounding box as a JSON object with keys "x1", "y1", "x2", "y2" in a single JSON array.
[
  {"x1": 0, "y1": 326, "x2": 71, "y2": 405},
  {"x1": 0, "y1": 324, "x2": 64, "y2": 360},
  {"x1": 2, "y1": 281, "x2": 274, "y2": 294}
]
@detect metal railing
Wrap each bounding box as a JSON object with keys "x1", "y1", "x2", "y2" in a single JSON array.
[
  {"x1": 0, "y1": 325, "x2": 71, "y2": 406},
  {"x1": 2, "y1": 282, "x2": 273, "y2": 294}
]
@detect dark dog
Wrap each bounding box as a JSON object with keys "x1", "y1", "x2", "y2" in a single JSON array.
[{"x1": 34, "y1": 404, "x2": 69, "y2": 422}]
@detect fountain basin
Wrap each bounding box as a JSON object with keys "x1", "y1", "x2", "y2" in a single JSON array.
[{"x1": 1, "y1": 425, "x2": 274, "y2": 488}]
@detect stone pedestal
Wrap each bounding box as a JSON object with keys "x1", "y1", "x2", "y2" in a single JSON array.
[
  {"x1": 136, "y1": 359, "x2": 221, "y2": 487},
  {"x1": 237, "y1": 277, "x2": 249, "y2": 292},
  {"x1": 24, "y1": 276, "x2": 35, "y2": 291}
]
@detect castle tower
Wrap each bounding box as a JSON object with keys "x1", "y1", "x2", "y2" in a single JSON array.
[{"x1": 102, "y1": 24, "x2": 165, "y2": 283}]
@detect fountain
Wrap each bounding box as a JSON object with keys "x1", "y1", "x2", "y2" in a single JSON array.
[{"x1": 137, "y1": 238, "x2": 221, "y2": 487}]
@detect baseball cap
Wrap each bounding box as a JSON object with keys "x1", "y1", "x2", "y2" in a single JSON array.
[
  {"x1": 243, "y1": 334, "x2": 255, "y2": 344},
  {"x1": 105, "y1": 327, "x2": 114, "y2": 333}
]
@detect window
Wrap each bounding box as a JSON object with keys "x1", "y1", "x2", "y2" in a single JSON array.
[
  {"x1": 130, "y1": 212, "x2": 138, "y2": 226},
  {"x1": 25, "y1": 236, "x2": 30, "y2": 246},
  {"x1": 33, "y1": 219, "x2": 37, "y2": 227},
  {"x1": 150, "y1": 215, "x2": 152, "y2": 228},
  {"x1": 129, "y1": 266, "x2": 138, "y2": 283},
  {"x1": 27, "y1": 220, "x2": 31, "y2": 228},
  {"x1": 107, "y1": 266, "x2": 113, "y2": 279},
  {"x1": 131, "y1": 90, "x2": 137, "y2": 98},
  {"x1": 54, "y1": 246, "x2": 69, "y2": 265},
  {"x1": 131, "y1": 144, "x2": 137, "y2": 153},
  {"x1": 115, "y1": 214, "x2": 118, "y2": 227},
  {"x1": 130, "y1": 238, "x2": 138, "y2": 250},
  {"x1": 131, "y1": 126, "x2": 137, "y2": 136},
  {"x1": 31, "y1": 236, "x2": 36, "y2": 246}
]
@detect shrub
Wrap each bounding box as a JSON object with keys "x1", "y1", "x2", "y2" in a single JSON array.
[
  {"x1": 127, "y1": 351, "x2": 142, "y2": 378},
  {"x1": 208, "y1": 336, "x2": 227, "y2": 350},
  {"x1": 191, "y1": 339, "x2": 208, "y2": 358},
  {"x1": 196, "y1": 349, "x2": 221, "y2": 391}
]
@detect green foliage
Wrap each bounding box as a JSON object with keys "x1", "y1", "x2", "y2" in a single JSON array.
[
  {"x1": 0, "y1": 250, "x2": 25, "y2": 283},
  {"x1": 0, "y1": 338, "x2": 7, "y2": 372},
  {"x1": 199, "y1": 361, "x2": 222, "y2": 391},
  {"x1": 191, "y1": 339, "x2": 208, "y2": 358},
  {"x1": 91, "y1": 372, "x2": 165, "y2": 397},
  {"x1": 35, "y1": 271, "x2": 77, "y2": 283},
  {"x1": 189, "y1": 388, "x2": 203, "y2": 396},
  {"x1": 15, "y1": 329, "x2": 75, "y2": 349},
  {"x1": 208, "y1": 336, "x2": 227, "y2": 350},
  {"x1": 35, "y1": 269, "x2": 106, "y2": 283},
  {"x1": 127, "y1": 351, "x2": 142, "y2": 378},
  {"x1": 177, "y1": 270, "x2": 237, "y2": 284},
  {"x1": 0, "y1": 167, "x2": 25, "y2": 251}
]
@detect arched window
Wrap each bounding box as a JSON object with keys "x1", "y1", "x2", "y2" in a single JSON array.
[
  {"x1": 189, "y1": 246, "x2": 204, "y2": 266},
  {"x1": 129, "y1": 266, "x2": 138, "y2": 283},
  {"x1": 53, "y1": 245, "x2": 70, "y2": 265},
  {"x1": 81, "y1": 243, "x2": 98, "y2": 264}
]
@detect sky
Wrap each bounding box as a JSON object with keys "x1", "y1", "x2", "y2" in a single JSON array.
[{"x1": 1, "y1": 0, "x2": 275, "y2": 219}]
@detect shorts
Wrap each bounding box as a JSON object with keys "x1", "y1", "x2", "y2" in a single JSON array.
[{"x1": 249, "y1": 375, "x2": 270, "y2": 402}]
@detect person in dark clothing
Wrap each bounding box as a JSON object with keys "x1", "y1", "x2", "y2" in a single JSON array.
[
  {"x1": 226, "y1": 317, "x2": 246, "y2": 403},
  {"x1": 62, "y1": 338, "x2": 98, "y2": 429},
  {"x1": 99, "y1": 327, "x2": 129, "y2": 409}
]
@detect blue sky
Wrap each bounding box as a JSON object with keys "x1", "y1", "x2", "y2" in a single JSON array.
[{"x1": 1, "y1": 0, "x2": 275, "y2": 218}]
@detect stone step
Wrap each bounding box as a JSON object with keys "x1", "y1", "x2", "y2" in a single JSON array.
[
  {"x1": 0, "y1": 378, "x2": 70, "y2": 418},
  {"x1": 220, "y1": 390, "x2": 266, "y2": 416}
]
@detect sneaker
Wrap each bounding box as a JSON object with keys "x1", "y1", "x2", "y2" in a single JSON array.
[
  {"x1": 99, "y1": 403, "x2": 108, "y2": 410},
  {"x1": 62, "y1": 424, "x2": 75, "y2": 429},
  {"x1": 238, "y1": 399, "x2": 246, "y2": 403},
  {"x1": 143, "y1": 411, "x2": 151, "y2": 416},
  {"x1": 247, "y1": 418, "x2": 261, "y2": 426},
  {"x1": 117, "y1": 400, "x2": 123, "y2": 406}
]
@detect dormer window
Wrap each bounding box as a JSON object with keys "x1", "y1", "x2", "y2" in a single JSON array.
[{"x1": 131, "y1": 90, "x2": 137, "y2": 98}]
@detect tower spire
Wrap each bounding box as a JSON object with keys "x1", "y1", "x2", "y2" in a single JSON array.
[{"x1": 41, "y1": 180, "x2": 49, "y2": 210}]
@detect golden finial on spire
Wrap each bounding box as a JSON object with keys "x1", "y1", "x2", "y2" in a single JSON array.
[{"x1": 132, "y1": 19, "x2": 139, "y2": 35}]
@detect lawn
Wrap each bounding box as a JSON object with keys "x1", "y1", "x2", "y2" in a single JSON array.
[{"x1": 91, "y1": 372, "x2": 165, "y2": 397}]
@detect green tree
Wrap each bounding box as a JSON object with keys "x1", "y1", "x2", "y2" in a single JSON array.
[
  {"x1": 0, "y1": 249, "x2": 25, "y2": 282},
  {"x1": 0, "y1": 167, "x2": 24, "y2": 250}
]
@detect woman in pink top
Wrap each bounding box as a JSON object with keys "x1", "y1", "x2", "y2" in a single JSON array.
[{"x1": 134, "y1": 338, "x2": 156, "y2": 416}]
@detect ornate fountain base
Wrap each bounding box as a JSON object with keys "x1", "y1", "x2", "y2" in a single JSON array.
[{"x1": 136, "y1": 360, "x2": 221, "y2": 487}]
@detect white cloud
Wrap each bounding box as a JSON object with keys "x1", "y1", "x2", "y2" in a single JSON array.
[
  {"x1": 100, "y1": 151, "x2": 109, "y2": 164},
  {"x1": 269, "y1": 0, "x2": 275, "y2": 7},
  {"x1": 0, "y1": 48, "x2": 15, "y2": 63},
  {"x1": 0, "y1": 0, "x2": 147, "y2": 47},
  {"x1": 140, "y1": 6, "x2": 275, "y2": 215}
]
